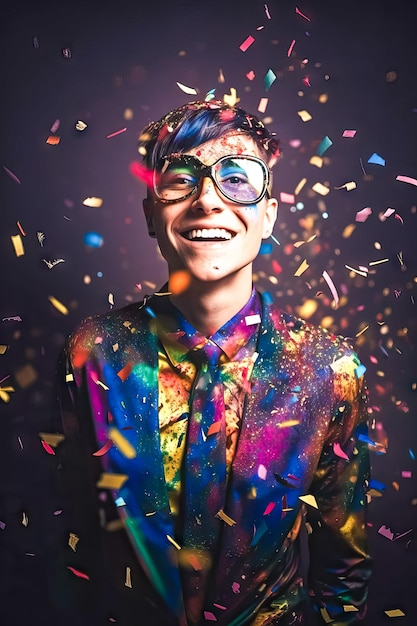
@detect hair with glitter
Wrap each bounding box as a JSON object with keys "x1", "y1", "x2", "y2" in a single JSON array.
[{"x1": 139, "y1": 100, "x2": 281, "y2": 171}]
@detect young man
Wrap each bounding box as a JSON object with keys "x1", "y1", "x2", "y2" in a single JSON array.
[{"x1": 58, "y1": 100, "x2": 371, "y2": 626}]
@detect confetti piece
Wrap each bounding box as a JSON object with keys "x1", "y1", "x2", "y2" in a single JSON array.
[
  {"x1": 245, "y1": 314, "x2": 261, "y2": 326},
  {"x1": 246, "y1": 70, "x2": 255, "y2": 81},
  {"x1": 0, "y1": 345, "x2": 8, "y2": 355},
  {"x1": 223, "y1": 87, "x2": 239, "y2": 107},
  {"x1": 239, "y1": 35, "x2": 255, "y2": 52},
  {"x1": 342, "y1": 130, "x2": 357, "y2": 138},
  {"x1": 396, "y1": 174, "x2": 417, "y2": 186},
  {"x1": 294, "y1": 178, "x2": 307, "y2": 195},
  {"x1": 264, "y1": 69, "x2": 276, "y2": 91},
  {"x1": 294, "y1": 259, "x2": 309, "y2": 277},
  {"x1": 277, "y1": 419, "x2": 301, "y2": 428},
  {"x1": 168, "y1": 270, "x2": 191, "y2": 295},
  {"x1": 322, "y1": 270, "x2": 339, "y2": 307},
  {"x1": 257, "y1": 97, "x2": 268, "y2": 114},
  {"x1": 317, "y1": 135, "x2": 333, "y2": 156},
  {"x1": 46, "y1": 135, "x2": 60, "y2": 145},
  {"x1": 264, "y1": 4, "x2": 271, "y2": 19},
  {"x1": 355, "y1": 363, "x2": 366, "y2": 378},
  {"x1": 167, "y1": 534, "x2": 182, "y2": 550},
  {"x1": 75, "y1": 120, "x2": 88, "y2": 131},
  {"x1": 96, "y1": 472, "x2": 129, "y2": 490},
  {"x1": 93, "y1": 439, "x2": 113, "y2": 456},
  {"x1": 401, "y1": 471, "x2": 412, "y2": 478},
  {"x1": 279, "y1": 192, "x2": 295, "y2": 204},
  {"x1": 68, "y1": 533, "x2": 79, "y2": 551},
  {"x1": 343, "y1": 605, "x2": 359, "y2": 613},
  {"x1": 106, "y1": 127, "x2": 127, "y2": 139},
  {"x1": 384, "y1": 609, "x2": 406, "y2": 618},
  {"x1": 176, "y1": 81, "x2": 198, "y2": 95},
  {"x1": 287, "y1": 38, "x2": 296, "y2": 57},
  {"x1": 368, "y1": 152, "x2": 385, "y2": 166},
  {"x1": 117, "y1": 362, "x2": 133, "y2": 382},
  {"x1": 84, "y1": 232, "x2": 104, "y2": 248},
  {"x1": 299, "y1": 494, "x2": 318, "y2": 508},
  {"x1": 124, "y1": 566, "x2": 132, "y2": 588},
  {"x1": 335, "y1": 181, "x2": 357, "y2": 191},
  {"x1": 16, "y1": 221, "x2": 26, "y2": 236},
  {"x1": 41, "y1": 440, "x2": 55, "y2": 455},
  {"x1": 355, "y1": 207, "x2": 372, "y2": 222},
  {"x1": 263, "y1": 502, "x2": 276, "y2": 516},
  {"x1": 312, "y1": 182, "x2": 330, "y2": 196},
  {"x1": 309, "y1": 155, "x2": 323, "y2": 168},
  {"x1": 22, "y1": 512, "x2": 28, "y2": 526},
  {"x1": 108, "y1": 427, "x2": 136, "y2": 459},
  {"x1": 39, "y1": 432, "x2": 65, "y2": 447},
  {"x1": 3, "y1": 165, "x2": 21, "y2": 184},
  {"x1": 259, "y1": 242, "x2": 272, "y2": 255},
  {"x1": 258, "y1": 464, "x2": 267, "y2": 480},
  {"x1": 319, "y1": 608, "x2": 333, "y2": 624},
  {"x1": 378, "y1": 525, "x2": 394, "y2": 540},
  {"x1": 297, "y1": 110, "x2": 312, "y2": 122},
  {"x1": 15, "y1": 363, "x2": 37, "y2": 388},
  {"x1": 11, "y1": 234, "x2": 25, "y2": 257},
  {"x1": 204, "y1": 612, "x2": 217, "y2": 621},
  {"x1": 48, "y1": 295, "x2": 69, "y2": 315},
  {"x1": 67, "y1": 566, "x2": 90, "y2": 580},
  {"x1": 333, "y1": 442, "x2": 349, "y2": 461},
  {"x1": 83, "y1": 197, "x2": 103, "y2": 208},
  {"x1": 369, "y1": 258, "x2": 389, "y2": 266},
  {"x1": 345, "y1": 264, "x2": 367, "y2": 277},
  {"x1": 295, "y1": 6, "x2": 311, "y2": 21},
  {"x1": 216, "y1": 509, "x2": 237, "y2": 526}
]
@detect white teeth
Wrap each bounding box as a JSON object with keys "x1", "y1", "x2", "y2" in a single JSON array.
[{"x1": 186, "y1": 228, "x2": 233, "y2": 240}]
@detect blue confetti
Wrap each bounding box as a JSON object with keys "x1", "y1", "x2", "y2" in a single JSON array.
[
  {"x1": 264, "y1": 69, "x2": 277, "y2": 92},
  {"x1": 358, "y1": 433, "x2": 376, "y2": 447},
  {"x1": 369, "y1": 478, "x2": 386, "y2": 492},
  {"x1": 367, "y1": 152, "x2": 386, "y2": 166},
  {"x1": 262, "y1": 291, "x2": 274, "y2": 305},
  {"x1": 355, "y1": 363, "x2": 367, "y2": 378},
  {"x1": 259, "y1": 242, "x2": 273, "y2": 255},
  {"x1": 84, "y1": 231, "x2": 104, "y2": 247},
  {"x1": 409, "y1": 449, "x2": 415, "y2": 460},
  {"x1": 317, "y1": 135, "x2": 333, "y2": 156}
]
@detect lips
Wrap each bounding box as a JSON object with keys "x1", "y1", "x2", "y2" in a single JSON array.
[{"x1": 182, "y1": 227, "x2": 236, "y2": 241}]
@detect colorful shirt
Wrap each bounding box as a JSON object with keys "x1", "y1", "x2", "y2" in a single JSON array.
[{"x1": 59, "y1": 290, "x2": 372, "y2": 626}]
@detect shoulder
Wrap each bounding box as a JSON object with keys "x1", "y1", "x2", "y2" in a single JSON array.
[{"x1": 67, "y1": 296, "x2": 154, "y2": 367}]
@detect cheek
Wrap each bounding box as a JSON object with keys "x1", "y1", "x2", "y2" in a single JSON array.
[{"x1": 236, "y1": 203, "x2": 259, "y2": 221}]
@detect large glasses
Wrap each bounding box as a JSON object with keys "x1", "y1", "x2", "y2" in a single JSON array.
[{"x1": 153, "y1": 154, "x2": 270, "y2": 205}]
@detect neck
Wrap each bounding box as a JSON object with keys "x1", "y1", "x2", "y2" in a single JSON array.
[{"x1": 169, "y1": 271, "x2": 253, "y2": 336}]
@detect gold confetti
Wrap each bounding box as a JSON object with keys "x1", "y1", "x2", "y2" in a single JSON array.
[
  {"x1": 294, "y1": 177, "x2": 307, "y2": 195},
  {"x1": 309, "y1": 155, "x2": 323, "y2": 168},
  {"x1": 297, "y1": 110, "x2": 312, "y2": 122},
  {"x1": 343, "y1": 605, "x2": 359, "y2": 613},
  {"x1": 342, "y1": 224, "x2": 356, "y2": 238},
  {"x1": 223, "y1": 87, "x2": 240, "y2": 107},
  {"x1": 108, "y1": 428, "x2": 136, "y2": 459},
  {"x1": 216, "y1": 509, "x2": 237, "y2": 526},
  {"x1": 82, "y1": 197, "x2": 103, "y2": 208},
  {"x1": 0, "y1": 386, "x2": 14, "y2": 403},
  {"x1": 277, "y1": 419, "x2": 300, "y2": 428},
  {"x1": 125, "y1": 566, "x2": 132, "y2": 588},
  {"x1": 11, "y1": 234, "x2": 25, "y2": 256},
  {"x1": 294, "y1": 259, "x2": 309, "y2": 277},
  {"x1": 68, "y1": 533, "x2": 79, "y2": 551},
  {"x1": 312, "y1": 182, "x2": 330, "y2": 196},
  {"x1": 299, "y1": 494, "x2": 318, "y2": 508},
  {"x1": 0, "y1": 345, "x2": 8, "y2": 355},
  {"x1": 48, "y1": 295, "x2": 69, "y2": 315},
  {"x1": 22, "y1": 512, "x2": 29, "y2": 527},
  {"x1": 15, "y1": 363, "x2": 37, "y2": 388},
  {"x1": 167, "y1": 534, "x2": 182, "y2": 550},
  {"x1": 384, "y1": 609, "x2": 405, "y2": 618},
  {"x1": 319, "y1": 607, "x2": 333, "y2": 623},
  {"x1": 38, "y1": 432, "x2": 65, "y2": 447},
  {"x1": 96, "y1": 472, "x2": 129, "y2": 490}
]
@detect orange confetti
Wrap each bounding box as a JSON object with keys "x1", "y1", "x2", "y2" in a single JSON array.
[
  {"x1": 16, "y1": 221, "x2": 26, "y2": 236},
  {"x1": 46, "y1": 135, "x2": 60, "y2": 145},
  {"x1": 207, "y1": 421, "x2": 221, "y2": 436},
  {"x1": 168, "y1": 270, "x2": 191, "y2": 295},
  {"x1": 117, "y1": 362, "x2": 133, "y2": 381}
]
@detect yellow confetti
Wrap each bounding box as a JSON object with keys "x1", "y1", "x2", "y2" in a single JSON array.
[
  {"x1": 38, "y1": 432, "x2": 65, "y2": 447},
  {"x1": 343, "y1": 605, "x2": 359, "y2": 613},
  {"x1": 0, "y1": 386, "x2": 14, "y2": 403},
  {"x1": 68, "y1": 533, "x2": 79, "y2": 551},
  {"x1": 294, "y1": 177, "x2": 307, "y2": 195},
  {"x1": 65, "y1": 373, "x2": 74, "y2": 383},
  {"x1": 0, "y1": 345, "x2": 8, "y2": 355},
  {"x1": 384, "y1": 609, "x2": 406, "y2": 618},
  {"x1": 342, "y1": 224, "x2": 356, "y2": 238},
  {"x1": 223, "y1": 87, "x2": 240, "y2": 107},
  {"x1": 294, "y1": 259, "x2": 309, "y2": 277},
  {"x1": 312, "y1": 182, "x2": 330, "y2": 196},
  {"x1": 309, "y1": 155, "x2": 323, "y2": 168},
  {"x1": 299, "y1": 494, "x2": 318, "y2": 508},
  {"x1": 125, "y1": 566, "x2": 132, "y2": 588},
  {"x1": 82, "y1": 197, "x2": 103, "y2": 207},
  {"x1": 319, "y1": 607, "x2": 333, "y2": 623},
  {"x1": 293, "y1": 234, "x2": 317, "y2": 248},
  {"x1": 108, "y1": 427, "x2": 136, "y2": 459},
  {"x1": 96, "y1": 472, "x2": 129, "y2": 490},
  {"x1": 335, "y1": 181, "x2": 357, "y2": 191},
  {"x1": 48, "y1": 295, "x2": 69, "y2": 315},
  {"x1": 11, "y1": 234, "x2": 25, "y2": 256},
  {"x1": 216, "y1": 509, "x2": 237, "y2": 526},
  {"x1": 297, "y1": 110, "x2": 312, "y2": 122},
  {"x1": 167, "y1": 534, "x2": 182, "y2": 550},
  {"x1": 277, "y1": 419, "x2": 300, "y2": 428},
  {"x1": 296, "y1": 299, "x2": 318, "y2": 319}
]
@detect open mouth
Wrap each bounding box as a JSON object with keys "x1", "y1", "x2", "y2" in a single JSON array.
[{"x1": 182, "y1": 228, "x2": 236, "y2": 241}]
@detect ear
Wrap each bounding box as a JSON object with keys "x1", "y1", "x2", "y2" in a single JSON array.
[
  {"x1": 142, "y1": 197, "x2": 156, "y2": 238},
  {"x1": 262, "y1": 197, "x2": 278, "y2": 239}
]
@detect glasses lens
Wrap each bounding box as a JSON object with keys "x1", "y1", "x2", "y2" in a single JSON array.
[
  {"x1": 214, "y1": 157, "x2": 267, "y2": 203},
  {"x1": 155, "y1": 158, "x2": 198, "y2": 201}
]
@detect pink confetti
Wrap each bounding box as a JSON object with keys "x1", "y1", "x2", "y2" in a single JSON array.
[
  {"x1": 257, "y1": 97, "x2": 268, "y2": 114},
  {"x1": 67, "y1": 566, "x2": 90, "y2": 580},
  {"x1": 3, "y1": 165, "x2": 21, "y2": 184},
  {"x1": 93, "y1": 439, "x2": 113, "y2": 456},
  {"x1": 401, "y1": 471, "x2": 412, "y2": 478},
  {"x1": 395, "y1": 213, "x2": 404, "y2": 224},
  {"x1": 382, "y1": 208, "x2": 395, "y2": 218},
  {"x1": 246, "y1": 70, "x2": 255, "y2": 81},
  {"x1": 130, "y1": 161, "x2": 154, "y2": 187},
  {"x1": 213, "y1": 603, "x2": 227, "y2": 610},
  {"x1": 106, "y1": 127, "x2": 127, "y2": 139},
  {"x1": 343, "y1": 129, "x2": 357, "y2": 138},
  {"x1": 257, "y1": 464, "x2": 267, "y2": 480},
  {"x1": 264, "y1": 4, "x2": 271, "y2": 19},
  {"x1": 355, "y1": 207, "x2": 372, "y2": 222},
  {"x1": 333, "y1": 442, "x2": 349, "y2": 461},
  {"x1": 239, "y1": 35, "x2": 255, "y2": 52},
  {"x1": 263, "y1": 502, "x2": 276, "y2": 516},
  {"x1": 322, "y1": 270, "x2": 339, "y2": 307},
  {"x1": 50, "y1": 119, "x2": 60, "y2": 133},
  {"x1": 295, "y1": 6, "x2": 311, "y2": 21},
  {"x1": 204, "y1": 611, "x2": 217, "y2": 621},
  {"x1": 41, "y1": 440, "x2": 55, "y2": 455},
  {"x1": 287, "y1": 39, "x2": 296, "y2": 57},
  {"x1": 302, "y1": 76, "x2": 311, "y2": 87},
  {"x1": 396, "y1": 174, "x2": 417, "y2": 186},
  {"x1": 279, "y1": 192, "x2": 295, "y2": 204},
  {"x1": 378, "y1": 525, "x2": 394, "y2": 540}
]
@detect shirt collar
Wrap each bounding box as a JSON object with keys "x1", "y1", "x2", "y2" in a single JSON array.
[{"x1": 150, "y1": 287, "x2": 262, "y2": 367}]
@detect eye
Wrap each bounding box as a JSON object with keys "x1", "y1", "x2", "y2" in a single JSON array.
[{"x1": 160, "y1": 169, "x2": 197, "y2": 190}]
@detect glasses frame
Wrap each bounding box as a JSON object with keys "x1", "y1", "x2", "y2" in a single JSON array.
[{"x1": 152, "y1": 153, "x2": 270, "y2": 205}]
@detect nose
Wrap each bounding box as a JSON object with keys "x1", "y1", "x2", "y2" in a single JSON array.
[{"x1": 191, "y1": 175, "x2": 223, "y2": 213}]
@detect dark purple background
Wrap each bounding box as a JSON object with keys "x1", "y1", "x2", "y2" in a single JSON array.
[{"x1": 1, "y1": 0, "x2": 416, "y2": 624}]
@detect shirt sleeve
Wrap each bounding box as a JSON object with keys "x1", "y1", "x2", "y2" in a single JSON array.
[{"x1": 307, "y1": 346, "x2": 372, "y2": 624}]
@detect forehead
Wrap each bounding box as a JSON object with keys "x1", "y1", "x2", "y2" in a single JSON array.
[{"x1": 185, "y1": 131, "x2": 265, "y2": 165}]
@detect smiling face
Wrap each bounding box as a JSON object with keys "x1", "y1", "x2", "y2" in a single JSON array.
[{"x1": 143, "y1": 132, "x2": 278, "y2": 292}]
